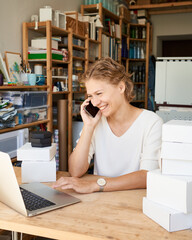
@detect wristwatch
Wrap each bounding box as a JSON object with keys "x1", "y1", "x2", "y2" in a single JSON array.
[{"x1": 97, "y1": 178, "x2": 106, "y2": 192}]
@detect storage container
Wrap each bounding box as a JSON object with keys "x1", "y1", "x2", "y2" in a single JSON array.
[
  {"x1": 0, "y1": 91, "x2": 47, "y2": 108},
  {"x1": 16, "y1": 107, "x2": 47, "y2": 125}
]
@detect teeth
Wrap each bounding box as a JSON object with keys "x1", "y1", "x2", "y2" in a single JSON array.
[{"x1": 100, "y1": 106, "x2": 106, "y2": 110}]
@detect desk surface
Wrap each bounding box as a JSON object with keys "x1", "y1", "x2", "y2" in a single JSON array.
[{"x1": 0, "y1": 167, "x2": 192, "y2": 240}]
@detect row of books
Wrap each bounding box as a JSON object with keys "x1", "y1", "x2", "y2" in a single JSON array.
[{"x1": 101, "y1": 34, "x2": 120, "y2": 61}]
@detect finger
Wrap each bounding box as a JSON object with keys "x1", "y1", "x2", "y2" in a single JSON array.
[
  {"x1": 52, "y1": 177, "x2": 70, "y2": 188},
  {"x1": 61, "y1": 184, "x2": 73, "y2": 190}
]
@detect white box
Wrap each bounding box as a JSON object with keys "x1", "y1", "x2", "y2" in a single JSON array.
[
  {"x1": 54, "y1": 11, "x2": 66, "y2": 29},
  {"x1": 17, "y1": 142, "x2": 56, "y2": 161},
  {"x1": 161, "y1": 141, "x2": 192, "y2": 160},
  {"x1": 22, "y1": 158, "x2": 56, "y2": 183},
  {"x1": 162, "y1": 120, "x2": 192, "y2": 143},
  {"x1": 147, "y1": 169, "x2": 192, "y2": 213},
  {"x1": 39, "y1": 6, "x2": 54, "y2": 22},
  {"x1": 162, "y1": 159, "x2": 192, "y2": 176},
  {"x1": 31, "y1": 39, "x2": 58, "y2": 50},
  {"x1": 143, "y1": 197, "x2": 192, "y2": 232}
]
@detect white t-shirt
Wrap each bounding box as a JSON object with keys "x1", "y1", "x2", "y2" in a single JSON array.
[{"x1": 88, "y1": 109, "x2": 163, "y2": 177}]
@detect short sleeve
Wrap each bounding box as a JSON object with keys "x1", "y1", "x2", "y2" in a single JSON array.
[{"x1": 140, "y1": 117, "x2": 163, "y2": 171}]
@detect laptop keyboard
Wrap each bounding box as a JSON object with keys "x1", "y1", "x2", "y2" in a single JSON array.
[{"x1": 20, "y1": 187, "x2": 56, "y2": 211}]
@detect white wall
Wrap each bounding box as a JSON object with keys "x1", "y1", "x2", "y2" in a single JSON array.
[
  {"x1": 150, "y1": 12, "x2": 192, "y2": 57},
  {"x1": 0, "y1": 0, "x2": 83, "y2": 54}
]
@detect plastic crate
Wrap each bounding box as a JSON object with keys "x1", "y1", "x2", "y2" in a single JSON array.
[
  {"x1": 16, "y1": 107, "x2": 47, "y2": 125},
  {"x1": 0, "y1": 91, "x2": 47, "y2": 108}
]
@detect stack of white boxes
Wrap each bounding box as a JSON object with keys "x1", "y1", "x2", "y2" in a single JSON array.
[
  {"x1": 17, "y1": 142, "x2": 57, "y2": 183},
  {"x1": 143, "y1": 120, "x2": 192, "y2": 232}
]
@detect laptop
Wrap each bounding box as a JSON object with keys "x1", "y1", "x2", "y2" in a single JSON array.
[{"x1": 0, "y1": 151, "x2": 81, "y2": 217}]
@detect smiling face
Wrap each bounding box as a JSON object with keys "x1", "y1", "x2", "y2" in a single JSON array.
[{"x1": 86, "y1": 78, "x2": 125, "y2": 118}]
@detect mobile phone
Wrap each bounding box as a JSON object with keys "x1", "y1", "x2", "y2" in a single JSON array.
[{"x1": 84, "y1": 101, "x2": 100, "y2": 118}]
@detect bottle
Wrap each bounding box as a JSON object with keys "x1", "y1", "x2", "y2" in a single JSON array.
[
  {"x1": 129, "y1": 42, "x2": 134, "y2": 59},
  {"x1": 131, "y1": 27, "x2": 135, "y2": 39},
  {"x1": 142, "y1": 64, "x2": 145, "y2": 82},
  {"x1": 138, "y1": 65, "x2": 142, "y2": 82},
  {"x1": 138, "y1": 27, "x2": 142, "y2": 39},
  {"x1": 142, "y1": 27, "x2": 146, "y2": 39},
  {"x1": 140, "y1": 42, "x2": 145, "y2": 59},
  {"x1": 133, "y1": 42, "x2": 137, "y2": 59},
  {"x1": 136, "y1": 42, "x2": 141, "y2": 59},
  {"x1": 135, "y1": 27, "x2": 138, "y2": 39}
]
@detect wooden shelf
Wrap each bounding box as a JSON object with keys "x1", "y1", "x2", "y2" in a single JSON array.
[
  {"x1": 73, "y1": 45, "x2": 87, "y2": 51},
  {"x1": 102, "y1": 31, "x2": 120, "y2": 39},
  {"x1": 73, "y1": 90, "x2": 86, "y2": 94},
  {"x1": 52, "y1": 76, "x2": 68, "y2": 79},
  {"x1": 73, "y1": 56, "x2": 86, "y2": 61},
  {"x1": 0, "y1": 85, "x2": 49, "y2": 90},
  {"x1": 73, "y1": 33, "x2": 86, "y2": 40},
  {"x1": 132, "y1": 100, "x2": 145, "y2": 103},
  {"x1": 89, "y1": 39, "x2": 101, "y2": 44},
  {"x1": 28, "y1": 59, "x2": 70, "y2": 64},
  {"x1": 130, "y1": 38, "x2": 146, "y2": 42},
  {"x1": 129, "y1": 1, "x2": 192, "y2": 14},
  {"x1": 52, "y1": 91, "x2": 69, "y2": 95},
  {"x1": 59, "y1": 43, "x2": 68, "y2": 48},
  {"x1": 82, "y1": 3, "x2": 119, "y2": 22},
  {"x1": 22, "y1": 20, "x2": 74, "y2": 159},
  {"x1": 129, "y1": 59, "x2": 146, "y2": 62},
  {"x1": 0, "y1": 120, "x2": 49, "y2": 134},
  {"x1": 26, "y1": 21, "x2": 69, "y2": 36},
  {"x1": 133, "y1": 82, "x2": 145, "y2": 85}
]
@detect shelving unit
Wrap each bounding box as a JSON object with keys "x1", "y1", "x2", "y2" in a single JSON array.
[
  {"x1": 126, "y1": 22, "x2": 150, "y2": 109},
  {"x1": 81, "y1": 3, "x2": 120, "y2": 62},
  {"x1": 22, "y1": 20, "x2": 73, "y2": 156},
  {"x1": 128, "y1": 1, "x2": 192, "y2": 15}
]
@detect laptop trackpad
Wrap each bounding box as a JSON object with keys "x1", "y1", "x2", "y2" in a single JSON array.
[{"x1": 20, "y1": 182, "x2": 80, "y2": 205}]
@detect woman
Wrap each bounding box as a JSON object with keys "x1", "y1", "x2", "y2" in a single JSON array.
[{"x1": 52, "y1": 58, "x2": 163, "y2": 193}]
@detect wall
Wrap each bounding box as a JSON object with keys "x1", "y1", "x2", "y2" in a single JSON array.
[
  {"x1": 150, "y1": 12, "x2": 192, "y2": 57},
  {"x1": 0, "y1": 0, "x2": 83, "y2": 54}
]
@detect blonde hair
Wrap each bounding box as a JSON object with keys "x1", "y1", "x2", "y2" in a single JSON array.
[{"x1": 81, "y1": 57, "x2": 135, "y2": 102}]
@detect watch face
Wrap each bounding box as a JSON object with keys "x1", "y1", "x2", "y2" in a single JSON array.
[{"x1": 97, "y1": 178, "x2": 106, "y2": 187}]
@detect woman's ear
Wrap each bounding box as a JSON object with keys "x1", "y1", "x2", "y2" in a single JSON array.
[{"x1": 118, "y1": 81, "x2": 125, "y2": 94}]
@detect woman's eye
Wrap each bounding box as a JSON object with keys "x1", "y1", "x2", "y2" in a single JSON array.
[{"x1": 97, "y1": 92, "x2": 102, "y2": 95}]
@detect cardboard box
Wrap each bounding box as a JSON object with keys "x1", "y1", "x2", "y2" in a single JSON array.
[
  {"x1": 161, "y1": 141, "x2": 192, "y2": 160},
  {"x1": 143, "y1": 197, "x2": 192, "y2": 232},
  {"x1": 162, "y1": 120, "x2": 192, "y2": 144},
  {"x1": 147, "y1": 169, "x2": 192, "y2": 213},
  {"x1": 31, "y1": 39, "x2": 58, "y2": 50},
  {"x1": 17, "y1": 142, "x2": 56, "y2": 161},
  {"x1": 162, "y1": 159, "x2": 192, "y2": 176},
  {"x1": 22, "y1": 157, "x2": 56, "y2": 183}
]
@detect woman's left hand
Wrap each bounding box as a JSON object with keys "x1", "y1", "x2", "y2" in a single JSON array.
[{"x1": 52, "y1": 177, "x2": 98, "y2": 194}]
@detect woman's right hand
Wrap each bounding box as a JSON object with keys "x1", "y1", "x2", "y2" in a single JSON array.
[{"x1": 81, "y1": 99, "x2": 101, "y2": 128}]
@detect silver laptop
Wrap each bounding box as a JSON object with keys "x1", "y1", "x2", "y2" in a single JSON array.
[{"x1": 0, "y1": 151, "x2": 81, "y2": 217}]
